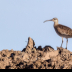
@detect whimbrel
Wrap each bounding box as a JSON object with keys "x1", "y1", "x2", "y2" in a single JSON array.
[{"x1": 43, "y1": 18, "x2": 72, "y2": 49}]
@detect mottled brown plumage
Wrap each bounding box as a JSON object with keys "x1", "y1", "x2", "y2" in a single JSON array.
[
  {"x1": 43, "y1": 18, "x2": 72, "y2": 49},
  {"x1": 54, "y1": 24, "x2": 72, "y2": 38}
]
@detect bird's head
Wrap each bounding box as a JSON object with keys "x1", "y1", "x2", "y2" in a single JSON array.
[{"x1": 43, "y1": 18, "x2": 58, "y2": 23}]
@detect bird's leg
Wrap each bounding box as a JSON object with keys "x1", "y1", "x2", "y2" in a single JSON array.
[
  {"x1": 66, "y1": 38, "x2": 68, "y2": 49},
  {"x1": 61, "y1": 37, "x2": 63, "y2": 48}
]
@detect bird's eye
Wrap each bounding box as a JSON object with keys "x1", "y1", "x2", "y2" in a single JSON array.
[
  {"x1": 53, "y1": 18, "x2": 55, "y2": 20},
  {"x1": 54, "y1": 18, "x2": 56, "y2": 20}
]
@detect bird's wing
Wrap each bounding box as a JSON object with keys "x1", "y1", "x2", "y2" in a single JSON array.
[{"x1": 55, "y1": 24, "x2": 72, "y2": 36}]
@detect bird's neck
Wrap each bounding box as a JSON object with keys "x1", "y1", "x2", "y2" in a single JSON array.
[{"x1": 54, "y1": 22, "x2": 58, "y2": 26}]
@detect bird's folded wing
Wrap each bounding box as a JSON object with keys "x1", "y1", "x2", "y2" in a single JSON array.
[{"x1": 57, "y1": 25, "x2": 72, "y2": 36}]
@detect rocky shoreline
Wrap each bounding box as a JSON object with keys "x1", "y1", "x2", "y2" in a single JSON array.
[{"x1": 0, "y1": 37, "x2": 72, "y2": 69}]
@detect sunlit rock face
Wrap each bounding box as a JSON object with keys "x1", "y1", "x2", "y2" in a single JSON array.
[{"x1": 0, "y1": 37, "x2": 72, "y2": 69}]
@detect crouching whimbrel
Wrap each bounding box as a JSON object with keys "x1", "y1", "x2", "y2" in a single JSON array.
[{"x1": 43, "y1": 18, "x2": 72, "y2": 49}]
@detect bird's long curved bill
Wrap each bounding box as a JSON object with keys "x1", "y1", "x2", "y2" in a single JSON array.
[{"x1": 43, "y1": 19, "x2": 52, "y2": 23}]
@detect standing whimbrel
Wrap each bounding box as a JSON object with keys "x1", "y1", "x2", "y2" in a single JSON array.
[{"x1": 43, "y1": 18, "x2": 72, "y2": 49}]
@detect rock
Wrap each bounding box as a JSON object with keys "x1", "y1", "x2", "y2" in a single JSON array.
[
  {"x1": 57, "y1": 47, "x2": 71, "y2": 61},
  {"x1": 43, "y1": 46, "x2": 54, "y2": 52},
  {"x1": 0, "y1": 37, "x2": 72, "y2": 69},
  {"x1": 25, "y1": 37, "x2": 35, "y2": 54},
  {"x1": 22, "y1": 53, "x2": 29, "y2": 62},
  {"x1": 41, "y1": 50, "x2": 58, "y2": 60},
  {"x1": 33, "y1": 60, "x2": 42, "y2": 68},
  {"x1": 37, "y1": 46, "x2": 42, "y2": 51}
]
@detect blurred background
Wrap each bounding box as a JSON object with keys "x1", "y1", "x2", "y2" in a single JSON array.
[{"x1": 0, "y1": 0, "x2": 72, "y2": 51}]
